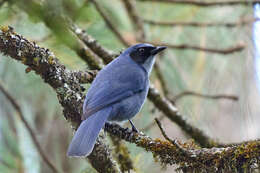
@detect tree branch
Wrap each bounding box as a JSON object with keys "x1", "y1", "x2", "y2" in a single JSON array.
[
  {"x1": 1, "y1": 24, "x2": 260, "y2": 173},
  {"x1": 110, "y1": 135, "x2": 134, "y2": 172},
  {"x1": 138, "y1": 0, "x2": 260, "y2": 7},
  {"x1": 91, "y1": 0, "x2": 130, "y2": 47},
  {"x1": 0, "y1": 26, "x2": 120, "y2": 173},
  {"x1": 148, "y1": 85, "x2": 216, "y2": 147},
  {"x1": 121, "y1": 0, "x2": 145, "y2": 40},
  {"x1": 173, "y1": 90, "x2": 239, "y2": 102},
  {"x1": 153, "y1": 56, "x2": 171, "y2": 97},
  {"x1": 105, "y1": 123, "x2": 260, "y2": 172},
  {"x1": 70, "y1": 24, "x2": 116, "y2": 64},
  {"x1": 0, "y1": 82, "x2": 60, "y2": 173},
  {"x1": 143, "y1": 17, "x2": 259, "y2": 27},
  {"x1": 145, "y1": 41, "x2": 245, "y2": 54}
]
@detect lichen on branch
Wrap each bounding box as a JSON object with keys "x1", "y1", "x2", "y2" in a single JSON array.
[
  {"x1": 1, "y1": 26, "x2": 260, "y2": 173},
  {"x1": 0, "y1": 26, "x2": 119, "y2": 173},
  {"x1": 105, "y1": 123, "x2": 260, "y2": 172}
]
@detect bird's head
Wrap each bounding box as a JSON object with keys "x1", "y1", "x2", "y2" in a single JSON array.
[{"x1": 123, "y1": 43, "x2": 166, "y2": 74}]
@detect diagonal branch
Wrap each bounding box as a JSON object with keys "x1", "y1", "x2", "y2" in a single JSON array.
[
  {"x1": 121, "y1": 0, "x2": 145, "y2": 40},
  {"x1": 0, "y1": 26, "x2": 120, "y2": 173},
  {"x1": 0, "y1": 82, "x2": 60, "y2": 173},
  {"x1": 70, "y1": 24, "x2": 116, "y2": 64},
  {"x1": 138, "y1": 0, "x2": 260, "y2": 7},
  {"x1": 91, "y1": 0, "x2": 130, "y2": 47},
  {"x1": 153, "y1": 55, "x2": 171, "y2": 96},
  {"x1": 121, "y1": 0, "x2": 172, "y2": 98}
]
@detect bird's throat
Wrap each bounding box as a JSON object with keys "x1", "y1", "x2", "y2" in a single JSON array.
[{"x1": 142, "y1": 56, "x2": 155, "y2": 75}]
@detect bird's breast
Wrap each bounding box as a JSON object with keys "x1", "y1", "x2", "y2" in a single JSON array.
[{"x1": 108, "y1": 85, "x2": 149, "y2": 122}]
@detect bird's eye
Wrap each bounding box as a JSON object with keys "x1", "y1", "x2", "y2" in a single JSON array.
[{"x1": 139, "y1": 48, "x2": 144, "y2": 53}]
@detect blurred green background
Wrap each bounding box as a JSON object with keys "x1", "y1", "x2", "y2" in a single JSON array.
[{"x1": 0, "y1": 0, "x2": 257, "y2": 172}]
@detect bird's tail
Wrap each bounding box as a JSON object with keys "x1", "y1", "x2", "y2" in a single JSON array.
[{"x1": 67, "y1": 107, "x2": 112, "y2": 157}]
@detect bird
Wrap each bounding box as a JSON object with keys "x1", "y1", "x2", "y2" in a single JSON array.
[{"x1": 67, "y1": 43, "x2": 166, "y2": 157}]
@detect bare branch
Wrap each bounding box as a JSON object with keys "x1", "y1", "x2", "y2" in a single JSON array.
[
  {"x1": 121, "y1": 0, "x2": 145, "y2": 40},
  {"x1": 143, "y1": 17, "x2": 259, "y2": 27},
  {"x1": 0, "y1": 82, "x2": 60, "y2": 173},
  {"x1": 138, "y1": 0, "x2": 260, "y2": 7},
  {"x1": 122, "y1": 0, "x2": 173, "y2": 98},
  {"x1": 154, "y1": 58, "x2": 171, "y2": 97},
  {"x1": 91, "y1": 0, "x2": 130, "y2": 47},
  {"x1": 145, "y1": 41, "x2": 245, "y2": 54},
  {"x1": 173, "y1": 91, "x2": 239, "y2": 102},
  {"x1": 91, "y1": 0, "x2": 245, "y2": 56}
]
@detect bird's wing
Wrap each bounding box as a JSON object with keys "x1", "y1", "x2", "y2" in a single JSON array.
[{"x1": 82, "y1": 64, "x2": 147, "y2": 120}]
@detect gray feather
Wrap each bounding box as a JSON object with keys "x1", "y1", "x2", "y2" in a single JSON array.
[{"x1": 67, "y1": 107, "x2": 112, "y2": 157}]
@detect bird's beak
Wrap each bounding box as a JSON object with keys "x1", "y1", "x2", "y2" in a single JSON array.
[{"x1": 151, "y1": 46, "x2": 167, "y2": 55}]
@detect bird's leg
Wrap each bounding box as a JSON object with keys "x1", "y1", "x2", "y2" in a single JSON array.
[{"x1": 129, "y1": 119, "x2": 138, "y2": 132}]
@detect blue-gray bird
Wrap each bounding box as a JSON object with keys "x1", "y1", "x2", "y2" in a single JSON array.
[{"x1": 67, "y1": 43, "x2": 166, "y2": 157}]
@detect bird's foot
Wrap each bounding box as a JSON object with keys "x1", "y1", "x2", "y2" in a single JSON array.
[{"x1": 129, "y1": 119, "x2": 139, "y2": 133}]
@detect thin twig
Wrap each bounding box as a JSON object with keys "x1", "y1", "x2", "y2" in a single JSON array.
[
  {"x1": 121, "y1": 0, "x2": 145, "y2": 40},
  {"x1": 0, "y1": 158, "x2": 13, "y2": 170},
  {"x1": 0, "y1": 82, "x2": 60, "y2": 173},
  {"x1": 145, "y1": 41, "x2": 245, "y2": 54},
  {"x1": 143, "y1": 17, "x2": 260, "y2": 27},
  {"x1": 91, "y1": 0, "x2": 130, "y2": 47},
  {"x1": 139, "y1": 0, "x2": 260, "y2": 6},
  {"x1": 141, "y1": 114, "x2": 165, "y2": 131},
  {"x1": 155, "y1": 118, "x2": 175, "y2": 143},
  {"x1": 148, "y1": 85, "x2": 215, "y2": 147},
  {"x1": 173, "y1": 91, "x2": 239, "y2": 102},
  {"x1": 154, "y1": 57, "x2": 171, "y2": 97}
]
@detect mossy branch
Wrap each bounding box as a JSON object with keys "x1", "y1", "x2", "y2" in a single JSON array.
[
  {"x1": 110, "y1": 135, "x2": 134, "y2": 172},
  {"x1": 0, "y1": 26, "x2": 120, "y2": 173},
  {"x1": 1, "y1": 25, "x2": 260, "y2": 173},
  {"x1": 105, "y1": 123, "x2": 260, "y2": 172}
]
